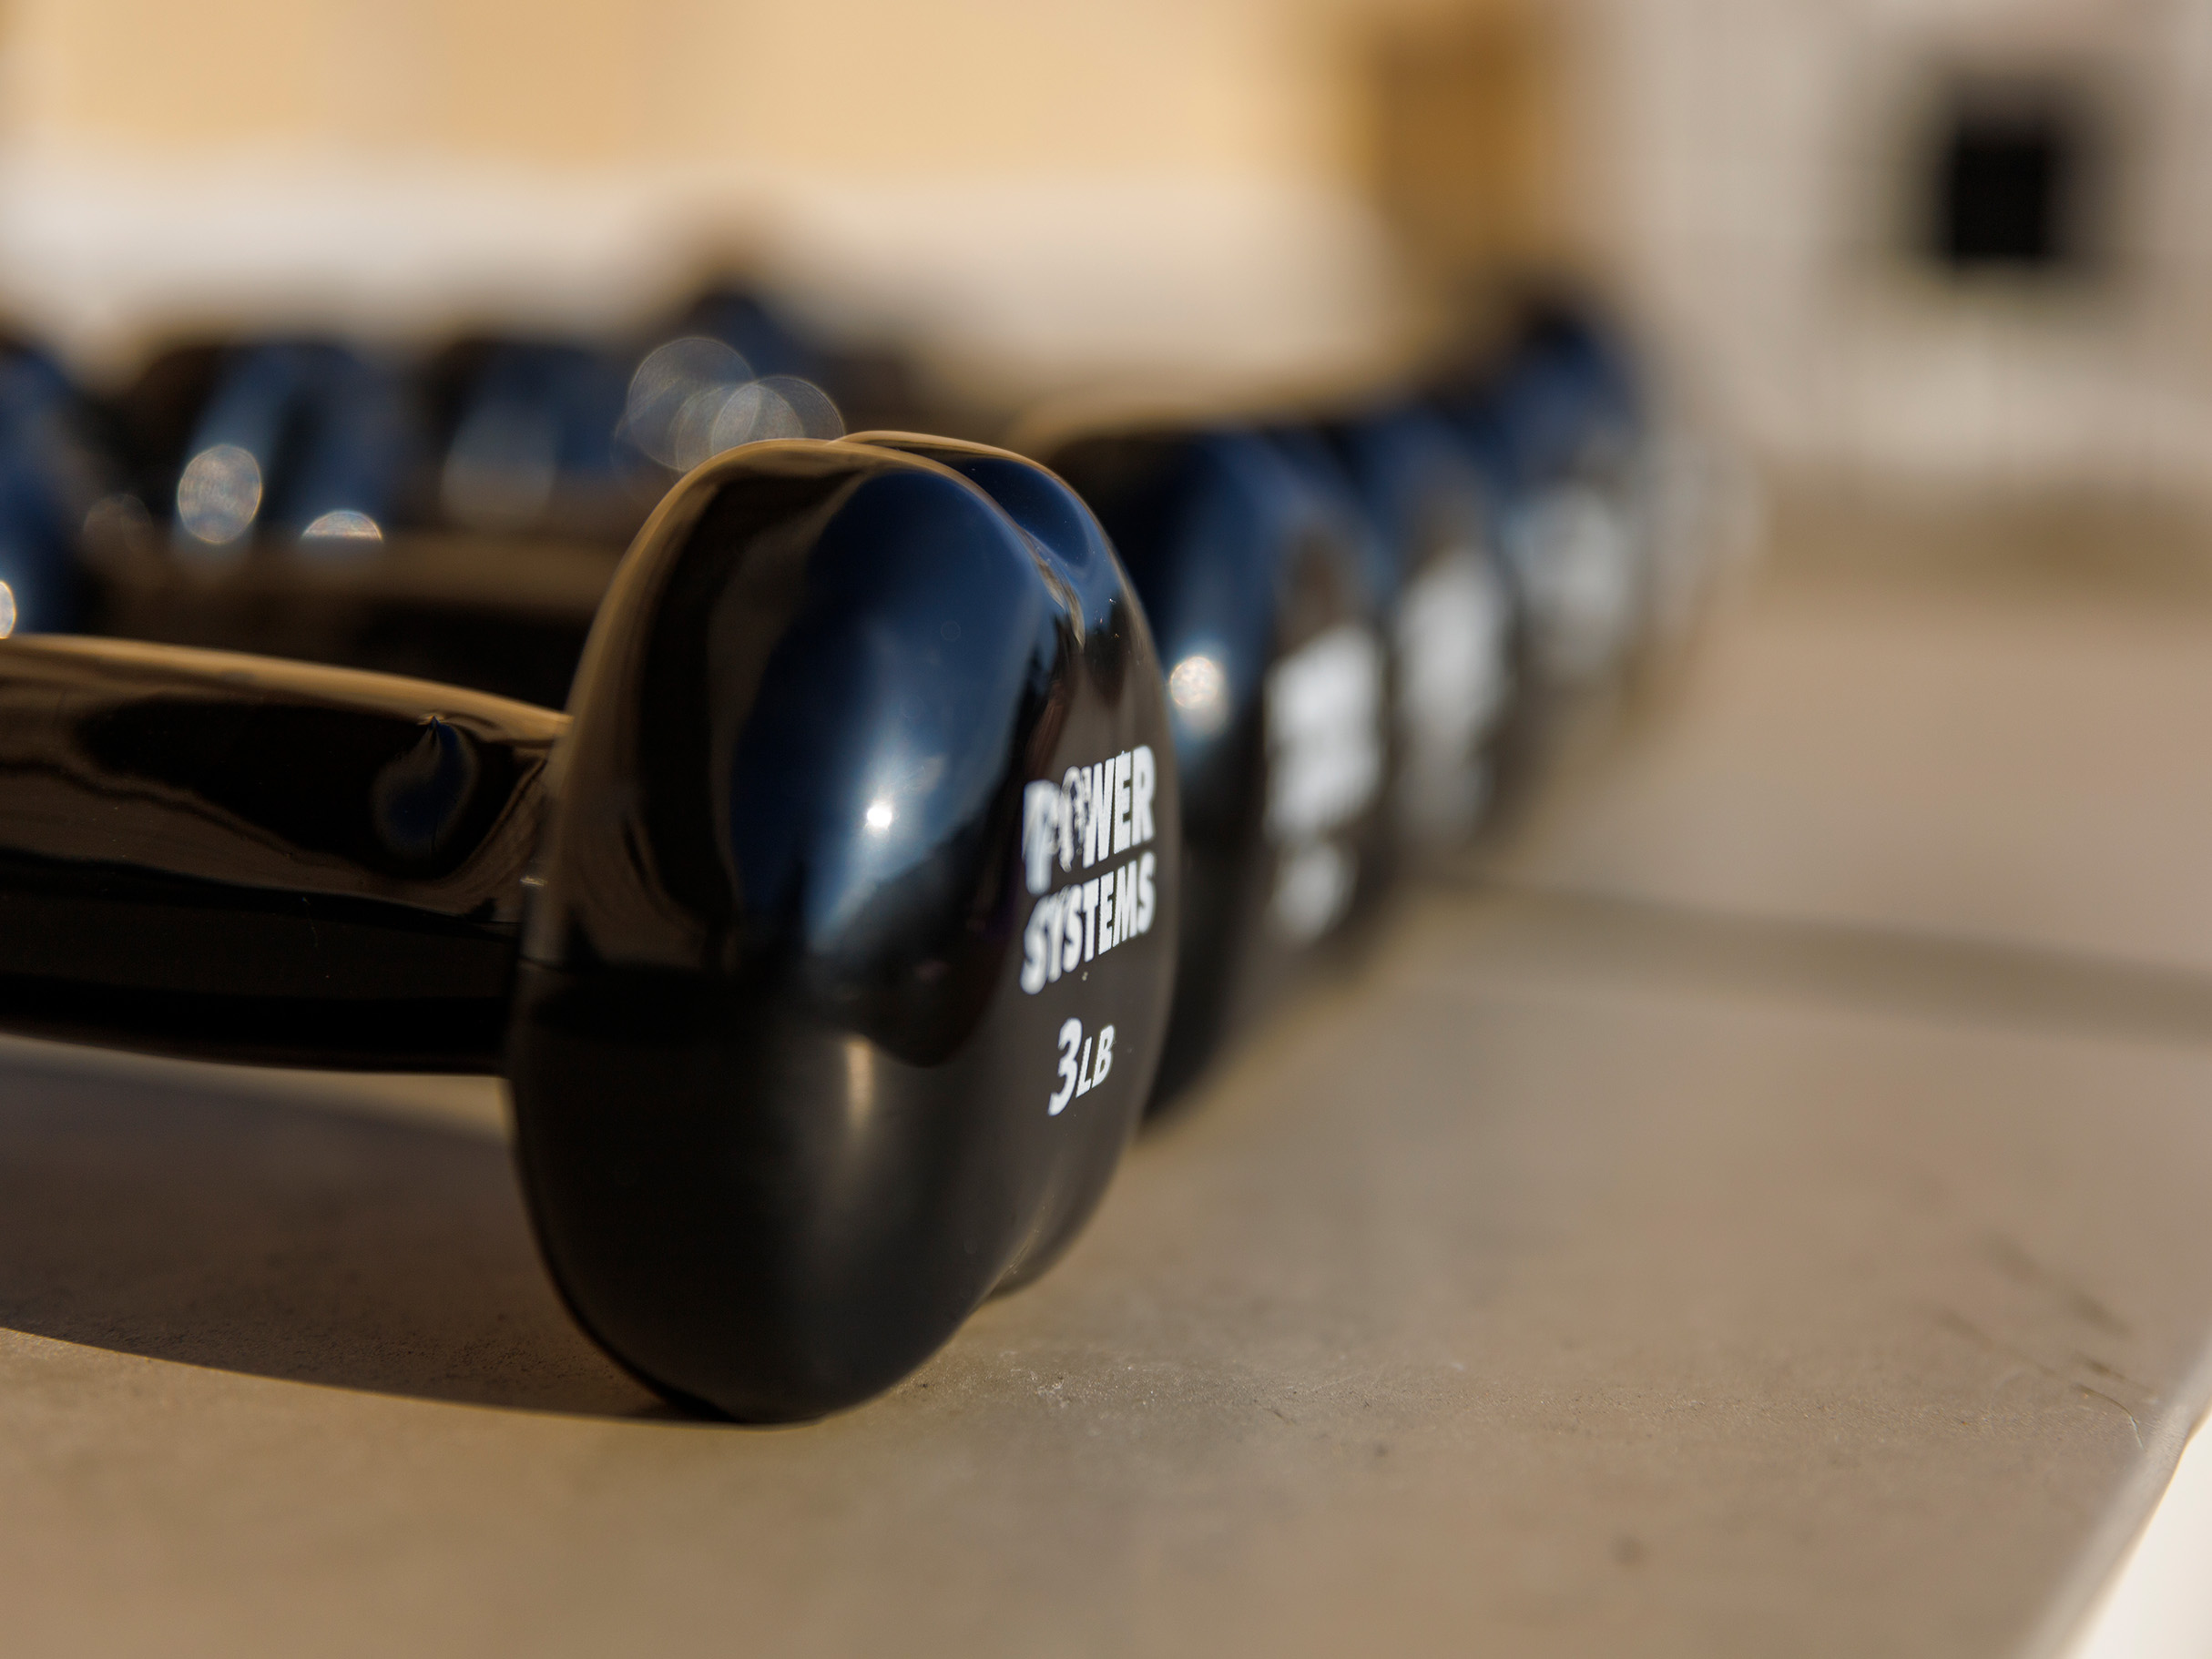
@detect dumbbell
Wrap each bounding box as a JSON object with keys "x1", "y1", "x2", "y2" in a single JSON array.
[
  {"x1": 1434, "y1": 299, "x2": 1651, "y2": 697},
  {"x1": 0, "y1": 434, "x2": 1179, "y2": 1420},
  {"x1": 1308, "y1": 402, "x2": 1522, "y2": 856},
  {"x1": 89, "y1": 333, "x2": 627, "y2": 705},
  {"x1": 100, "y1": 402, "x2": 1206, "y2": 1106},
  {"x1": 1507, "y1": 301, "x2": 1744, "y2": 659},
  {"x1": 164, "y1": 340, "x2": 416, "y2": 553},
  {"x1": 90, "y1": 337, "x2": 1410, "y2": 1119},
  {"x1": 85, "y1": 324, "x2": 854, "y2": 707},
  {"x1": 0, "y1": 343, "x2": 115, "y2": 636},
  {"x1": 83, "y1": 338, "x2": 544, "y2": 686},
  {"x1": 423, "y1": 335, "x2": 649, "y2": 543},
  {"x1": 1033, "y1": 420, "x2": 1391, "y2": 1105}
]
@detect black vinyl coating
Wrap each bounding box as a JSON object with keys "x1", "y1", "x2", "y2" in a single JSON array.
[
  {"x1": 0, "y1": 439, "x2": 1179, "y2": 1421},
  {"x1": 0, "y1": 639, "x2": 554, "y2": 1065}
]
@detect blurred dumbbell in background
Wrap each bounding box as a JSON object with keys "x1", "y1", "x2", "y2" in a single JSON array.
[
  {"x1": 1432, "y1": 290, "x2": 1745, "y2": 696},
  {"x1": 1419, "y1": 290, "x2": 1758, "y2": 812},
  {"x1": 1308, "y1": 399, "x2": 1520, "y2": 861},
  {"x1": 1432, "y1": 297, "x2": 1646, "y2": 707},
  {"x1": 78, "y1": 285, "x2": 875, "y2": 707},
  {"x1": 85, "y1": 332, "x2": 521, "y2": 693},
  {"x1": 1035, "y1": 415, "x2": 1396, "y2": 1106},
  {"x1": 1008, "y1": 280, "x2": 1748, "y2": 1100},
  {"x1": 0, "y1": 343, "x2": 118, "y2": 636}
]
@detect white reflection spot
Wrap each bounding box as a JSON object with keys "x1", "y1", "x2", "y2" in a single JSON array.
[
  {"x1": 0, "y1": 581, "x2": 17, "y2": 638},
  {"x1": 864, "y1": 799, "x2": 895, "y2": 831},
  {"x1": 623, "y1": 339, "x2": 845, "y2": 472},
  {"x1": 301, "y1": 509, "x2": 383, "y2": 544},
  {"x1": 622, "y1": 337, "x2": 749, "y2": 470},
  {"x1": 670, "y1": 379, "x2": 804, "y2": 471},
  {"x1": 1168, "y1": 653, "x2": 1229, "y2": 738},
  {"x1": 707, "y1": 379, "x2": 803, "y2": 453},
  {"x1": 176, "y1": 444, "x2": 262, "y2": 546},
  {"x1": 759, "y1": 375, "x2": 844, "y2": 441}
]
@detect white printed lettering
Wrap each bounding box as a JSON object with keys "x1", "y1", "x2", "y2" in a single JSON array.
[
  {"x1": 1059, "y1": 765, "x2": 1087, "y2": 872},
  {"x1": 1049, "y1": 1018, "x2": 1081, "y2": 1114},
  {"x1": 1022, "y1": 780, "x2": 1063, "y2": 895},
  {"x1": 1265, "y1": 625, "x2": 1383, "y2": 843},
  {"x1": 1020, "y1": 899, "x2": 1052, "y2": 993},
  {"x1": 1016, "y1": 748, "x2": 1163, "y2": 994},
  {"x1": 1264, "y1": 624, "x2": 1382, "y2": 944},
  {"x1": 1061, "y1": 889, "x2": 1083, "y2": 974},
  {"x1": 1111, "y1": 751, "x2": 1132, "y2": 855},
  {"x1": 1512, "y1": 483, "x2": 1636, "y2": 687},
  {"x1": 1045, "y1": 1019, "x2": 1119, "y2": 1114},
  {"x1": 1395, "y1": 550, "x2": 1509, "y2": 843},
  {"x1": 1086, "y1": 763, "x2": 1108, "y2": 867}
]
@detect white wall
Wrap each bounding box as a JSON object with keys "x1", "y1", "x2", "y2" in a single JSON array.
[{"x1": 1579, "y1": 0, "x2": 2212, "y2": 503}]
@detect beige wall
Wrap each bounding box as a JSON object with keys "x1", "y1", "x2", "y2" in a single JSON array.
[
  {"x1": 3, "y1": 0, "x2": 1359, "y2": 183},
  {"x1": 0, "y1": 0, "x2": 1444, "y2": 392},
  {"x1": 12, "y1": 0, "x2": 2207, "y2": 502}
]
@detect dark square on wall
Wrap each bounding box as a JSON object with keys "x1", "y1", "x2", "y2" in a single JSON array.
[{"x1": 1925, "y1": 82, "x2": 2099, "y2": 274}]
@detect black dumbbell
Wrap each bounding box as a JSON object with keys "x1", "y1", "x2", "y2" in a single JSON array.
[
  {"x1": 1032, "y1": 421, "x2": 1391, "y2": 1106},
  {"x1": 1310, "y1": 402, "x2": 1522, "y2": 856},
  {"x1": 1495, "y1": 299, "x2": 1738, "y2": 659},
  {"x1": 423, "y1": 335, "x2": 651, "y2": 544},
  {"x1": 162, "y1": 340, "x2": 416, "y2": 554},
  {"x1": 1435, "y1": 299, "x2": 1652, "y2": 697},
  {"x1": 0, "y1": 434, "x2": 1179, "y2": 1420},
  {"x1": 0, "y1": 343, "x2": 109, "y2": 636},
  {"x1": 83, "y1": 323, "x2": 856, "y2": 709},
  {"x1": 83, "y1": 338, "x2": 530, "y2": 685}
]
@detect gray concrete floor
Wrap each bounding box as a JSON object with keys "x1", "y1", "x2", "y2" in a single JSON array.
[{"x1": 4, "y1": 516, "x2": 2211, "y2": 1656}]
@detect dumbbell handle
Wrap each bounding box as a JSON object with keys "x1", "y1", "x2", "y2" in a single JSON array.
[{"x1": 0, "y1": 636, "x2": 563, "y2": 1070}]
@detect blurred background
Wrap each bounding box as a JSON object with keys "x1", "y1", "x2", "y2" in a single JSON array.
[{"x1": 0, "y1": 0, "x2": 2206, "y2": 506}]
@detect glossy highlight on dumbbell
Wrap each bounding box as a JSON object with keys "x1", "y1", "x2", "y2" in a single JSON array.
[{"x1": 0, "y1": 434, "x2": 1180, "y2": 1421}]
